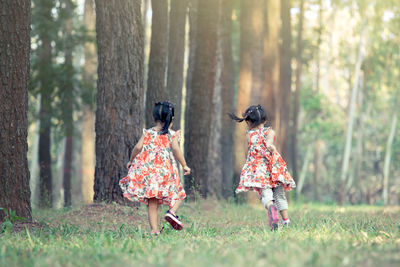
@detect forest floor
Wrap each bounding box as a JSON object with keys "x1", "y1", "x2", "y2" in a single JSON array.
[{"x1": 1, "y1": 200, "x2": 400, "y2": 267}]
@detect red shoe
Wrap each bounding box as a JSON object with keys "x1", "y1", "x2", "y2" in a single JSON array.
[
  {"x1": 268, "y1": 204, "x2": 279, "y2": 231},
  {"x1": 165, "y1": 210, "x2": 183, "y2": 230}
]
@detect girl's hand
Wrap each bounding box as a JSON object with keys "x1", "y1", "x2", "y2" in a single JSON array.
[
  {"x1": 126, "y1": 161, "x2": 132, "y2": 169},
  {"x1": 183, "y1": 166, "x2": 191, "y2": 175}
]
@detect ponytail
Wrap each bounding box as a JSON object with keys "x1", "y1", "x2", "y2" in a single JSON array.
[
  {"x1": 228, "y1": 112, "x2": 246, "y2": 122},
  {"x1": 162, "y1": 107, "x2": 173, "y2": 134}
]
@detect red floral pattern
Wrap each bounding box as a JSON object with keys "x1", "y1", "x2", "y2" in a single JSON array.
[
  {"x1": 236, "y1": 127, "x2": 296, "y2": 194},
  {"x1": 119, "y1": 128, "x2": 186, "y2": 208}
]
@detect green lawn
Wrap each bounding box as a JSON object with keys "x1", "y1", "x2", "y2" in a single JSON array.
[{"x1": 1, "y1": 200, "x2": 399, "y2": 267}]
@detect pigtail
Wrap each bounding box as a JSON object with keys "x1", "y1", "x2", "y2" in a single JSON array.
[
  {"x1": 162, "y1": 108, "x2": 172, "y2": 134},
  {"x1": 228, "y1": 112, "x2": 246, "y2": 123}
]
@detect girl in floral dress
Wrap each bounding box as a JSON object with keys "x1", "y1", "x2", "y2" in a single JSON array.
[
  {"x1": 230, "y1": 105, "x2": 296, "y2": 230},
  {"x1": 120, "y1": 101, "x2": 190, "y2": 235}
]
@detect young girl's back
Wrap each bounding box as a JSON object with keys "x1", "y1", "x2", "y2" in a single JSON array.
[
  {"x1": 120, "y1": 127, "x2": 185, "y2": 208},
  {"x1": 119, "y1": 101, "x2": 190, "y2": 235},
  {"x1": 230, "y1": 105, "x2": 296, "y2": 230},
  {"x1": 236, "y1": 126, "x2": 295, "y2": 194}
]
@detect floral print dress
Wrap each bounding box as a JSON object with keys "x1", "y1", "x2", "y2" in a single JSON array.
[
  {"x1": 119, "y1": 128, "x2": 186, "y2": 208},
  {"x1": 236, "y1": 127, "x2": 296, "y2": 194}
]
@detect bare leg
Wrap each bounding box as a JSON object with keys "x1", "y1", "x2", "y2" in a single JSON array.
[
  {"x1": 264, "y1": 200, "x2": 274, "y2": 209},
  {"x1": 169, "y1": 199, "x2": 183, "y2": 215},
  {"x1": 148, "y1": 198, "x2": 159, "y2": 232},
  {"x1": 280, "y1": 209, "x2": 289, "y2": 220}
]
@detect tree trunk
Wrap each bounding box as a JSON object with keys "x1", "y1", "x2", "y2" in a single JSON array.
[
  {"x1": 184, "y1": 0, "x2": 198, "y2": 132},
  {"x1": 62, "y1": 0, "x2": 74, "y2": 207},
  {"x1": 145, "y1": 0, "x2": 168, "y2": 127},
  {"x1": 0, "y1": 0, "x2": 32, "y2": 222},
  {"x1": 382, "y1": 89, "x2": 400, "y2": 205},
  {"x1": 142, "y1": 0, "x2": 150, "y2": 30},
  {"x1": 348, "y1": 78, "x2": 365, "y2": 191},
  {"x1": 94, "y1": 0, "x2": 144, "y2": 203},
  {"x1": 167, "y1": 0, "x2": 188, "y2": 130},
  {"x1": 291, "y1": 0, "x2": 304, "y2": 182},
  {"x1": 183, "y1": 0, "x2": 198, "y2": 197},
  {"x1": 234, "y1": 0, "x2": 256, "y2": 185},
  {"x1": 249, "y1": 0, "x2": 264, "y2": 104},
  {"x1": 278, "y1": 0, "x2": 292, "y2": 160},
  {"x1": 262, "y1": 0, "x2": 280, "y2": 130},
  {"x1": 37, "y1": 0, "x2": 55, "y2": 208},
  {"x1": 339, "y1": 18, "x2": 366, "y2": 205},
  {"x1": 184, "y1": 0, "x2": 219, "y2": 198},
  {"x1": 81, "y1": 0, "x2": 96, "y2": 205},
  {"x1": 220, "y1": 0, "x2": 235, "y2": 199}
]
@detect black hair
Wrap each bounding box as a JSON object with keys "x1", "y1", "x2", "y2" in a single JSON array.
[
  {"x1": 228, "y1": 105, "x2": 267, "y2": 128},
  {"x1": 153, "y1": 101, "x2": 175, "y2": 134}
]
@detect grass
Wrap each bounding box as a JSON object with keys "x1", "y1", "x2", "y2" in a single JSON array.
[{"x1": 1, "y1": 200, "x2": 400, "y2": 267}]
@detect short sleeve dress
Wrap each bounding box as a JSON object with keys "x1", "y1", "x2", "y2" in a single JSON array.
[
  {"x1": 119, "y1": 127, "x2": 186, "y2": 208},
  {"x1": 236, "y1": 127, "x2": 296, "y2": 194}
]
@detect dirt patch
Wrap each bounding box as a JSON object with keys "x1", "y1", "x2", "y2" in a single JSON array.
[{"x1": 11, "y1": 221, "x2": 44, "y2": 233}]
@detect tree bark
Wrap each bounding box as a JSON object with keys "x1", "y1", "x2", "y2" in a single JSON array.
[
  {"x1": 37, "y1": 0, "x2": 55, "y2": 208},
  {"x1": 81, "y1": 0, "x2": 96, "y2": 205},
  {"x1": 291, "y1": 0, "x2": 304, "y2": 182},
  {"x1": 339, "y1": 18, "x2": 366, "y2": 205},
  {"x1": 262, "y1": 0, "x2": 280, "y2": 130},
  {"x1": 0, "y1": 0, "x2": 32, "y2": 222},
  {"x1": 184, "y1": 0, "x2": 219, "y2": 198},
  {"x1": 94, "y1": 0, "x2": 144, "y2": 203},
  {"x1": 145, "y1": 0, "x2": 168, "y2": 127},
  {"x1": 278, "y1": 0, "x2": 292, "y2": 160},
  {"x1": 167, "y1": 0, "x2": 188, "y2": 130},
  {"x1": 220, "y1": 0, "x2": 235, "y2": 198}
]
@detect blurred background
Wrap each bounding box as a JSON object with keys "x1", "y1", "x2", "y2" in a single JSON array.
[{"x1": 28, "y1": 0, "x2": 400, "y2": 209}]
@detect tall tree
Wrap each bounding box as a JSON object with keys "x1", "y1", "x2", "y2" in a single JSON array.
[
  {"x1": 94, "y1": 0, "x2": 144, "y2": 202},
  {"x1": 220, "y1": 0, "x2": 235, "y2": 198},
  {"x1": 0, "y1": 0, "x2": 32, "y2": 222},
  {"x1": 166, "y1": 0, "x2": 188, "y2": 130},
  {"x1": 184, "y1": 0, "x2": 198, "y2": 139},
  {"x1": 291, "y1": 0, "x2": 305, "y2": 183},
  {"x1": 278, "y1": 0, "x2": 292, "y2": 159},
  {"x1": 339, "y1": 18, "x2": 366, "y2": 205},
  {"x1": 81, "y1": 0, "x2": 96, "y2": 204},
  {"x1": 262, "y1": 0, "x2": 280, "y2": 130},
  {"x1": 312, "y1": 0, "x2": 323, "y2": 201},
  {"x1": 234, "y1": 0, "x2": 257, "y2": 185},
  {"x1": 61, "y1": 0, "x2": 75, "y2": 207},
  {"x1": 145, "y1": 0, "x2": 168, "y2": 127},
  {"x1": 249, "y1": 0, "x2": 265, "y2": 103},
  {"x1": 184, "y1": 0, "x2": 220, "y2": 198},
  {"x1": 36, "y1": 0, "x2": 55, "y2": 208}
]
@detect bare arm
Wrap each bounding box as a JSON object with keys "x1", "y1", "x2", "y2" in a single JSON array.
[
  {"x1": 265, "y1": 129, "x2": 277, "y2": 152},
  {"x1": 171, "y1": 137, "x2": 191, "y2": 175},
  {"x1": 126, "y1": 134, "x2": 144, "y2": 168}
]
